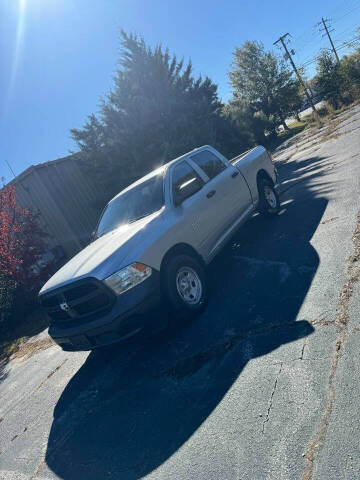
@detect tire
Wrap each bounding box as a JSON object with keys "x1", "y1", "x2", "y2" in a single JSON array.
[
  {"x1": 258, "y1": 178, "x2": 280, "y2": 216},
  {"x1": 162, "y1": 254, "x2": 208, "y2": 318}
]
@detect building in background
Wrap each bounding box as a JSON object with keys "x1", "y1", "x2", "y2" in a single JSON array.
[{"x1": 8, "y1": 155, "x2": 100, "y2": 261}]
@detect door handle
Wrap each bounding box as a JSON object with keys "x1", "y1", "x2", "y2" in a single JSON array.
[
  {"x1": 207, "y1": 190, "x2": 216, "y2": 199},
  {"x1": 231, "y1": 171, "x2": 239, "y2": 178}
]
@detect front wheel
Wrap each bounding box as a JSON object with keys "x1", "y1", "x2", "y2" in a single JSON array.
[
  {"x1": 258, "y1": 178, "x2": 280, "y2": 216},
  {"x1": 162, "y1": 254, "x2": 208, "y2": 318}
]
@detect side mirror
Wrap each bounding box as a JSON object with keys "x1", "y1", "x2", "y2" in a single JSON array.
[{"x1": 174, "y1": 177, "x2": 203, "y2": 206}]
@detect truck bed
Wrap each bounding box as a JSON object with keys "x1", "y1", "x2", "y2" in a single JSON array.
[{"x1": 230, "y1": 147, "x2": 256, "y2": 166}]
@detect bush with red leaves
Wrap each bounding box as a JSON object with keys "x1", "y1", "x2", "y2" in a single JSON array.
[{"x1": 0, "y1": 186, "x2": 51, "y2": 321}]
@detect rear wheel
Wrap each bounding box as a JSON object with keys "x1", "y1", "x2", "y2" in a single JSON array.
[
  {"x1": 258, "y1": 178, "x2": 280, "y2": 216},
  {"x1": 162, "y1": 254, "x2": 208, "y2": 318}
]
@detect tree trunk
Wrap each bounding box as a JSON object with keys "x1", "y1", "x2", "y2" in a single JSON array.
[{"x1": 279, "y1": 111, "x2": 289, "y2": 131}]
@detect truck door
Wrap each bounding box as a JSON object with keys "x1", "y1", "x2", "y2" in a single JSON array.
[
  {"x1": 188, "y1": 149, "x2": 252, "y2": 241},
  {"x1": 170, "y1": 160, "x2": 218, "y2": 257}
]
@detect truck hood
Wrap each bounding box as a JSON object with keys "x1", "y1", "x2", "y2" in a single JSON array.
[{"x1": 40, "y1": 212, "x2": 162, "y2": 295}]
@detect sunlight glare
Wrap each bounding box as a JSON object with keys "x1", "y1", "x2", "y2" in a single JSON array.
[
  {"x1": 4, "y1": 0, "x2": 27, "y2": 118},
  {"x1": 19, "y1": 0, "x2": 27, "y2": 14},
  {"x1": 14, "y1": 0, "x2": 27, "y2": 72}
]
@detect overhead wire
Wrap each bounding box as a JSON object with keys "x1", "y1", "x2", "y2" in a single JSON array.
[
  {"x1": 331, "y1": 5, "x2": 360, "y2": 24},
  {"x1": 287, "y1": 3, "x2": 360, "y2": 78},
  {"x1": 272, "y1": 0, "x2": 359, "y2": 81}
]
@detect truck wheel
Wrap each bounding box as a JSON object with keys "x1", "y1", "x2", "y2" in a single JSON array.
[
  {"x1": 258, "y1": 178, "x2": 280, "y2": 216},
  {"x1": 162, "y1": 254, "x2": 208, "y2": 318}
]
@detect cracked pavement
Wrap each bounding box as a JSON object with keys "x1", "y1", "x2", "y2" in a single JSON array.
[{"x1": 1, "y1": 105, "x2": 360, "y2": 479}]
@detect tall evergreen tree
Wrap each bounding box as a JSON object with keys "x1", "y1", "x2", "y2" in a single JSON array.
[
  {"x1": 71, "y1": 31, "x2": 241, "y2": 207},
  {"x1": 223, "y1": 98, "x2": 272, "y2": 146}
]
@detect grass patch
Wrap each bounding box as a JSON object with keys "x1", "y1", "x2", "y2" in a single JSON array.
[
  {"x1": 285, "y1": 119, "x2": 306, "y2": 130},
  {"x1": 268, "y1": 121, "x2": 307, "y2": 150},
  {"x1": 270, "y1": 101, "x2": 357, "y2": 153},
  {"x1": 0, "y1": 308, "x2": 49, "y2": 362}
]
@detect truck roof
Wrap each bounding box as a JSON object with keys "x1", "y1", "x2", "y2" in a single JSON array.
[{"x1": 109, "y1": 145, "x2": 213, "y2": 203}]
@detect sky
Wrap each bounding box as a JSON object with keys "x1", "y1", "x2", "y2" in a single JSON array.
[{"x1": 1, "y1": 0, "x2": 359, "y2": 181}]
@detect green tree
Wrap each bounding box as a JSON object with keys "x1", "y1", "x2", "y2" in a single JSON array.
[
  {"x1": 72, "y1": 31, "x2": 242, "y2": 207},
  {"x1": 340, "y1": 50, "x2": 360, "y2": 100},
  {"x1": 223, "y1": 98, "x2": 274, "y2": 146},
  {"x1": 315, "y1": 50, "x2": 344, "y2": 108},
  {"x1": 229, "y1": 41, "x2": 301, "y2": 132}
]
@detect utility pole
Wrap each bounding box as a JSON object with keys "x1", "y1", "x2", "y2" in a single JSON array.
[
  {"x1": 274, "y1": 33, "x2": 318, "y2": 115},
  {"x1": 320, "y1": 17, "x2": 340, "y2": 64}
]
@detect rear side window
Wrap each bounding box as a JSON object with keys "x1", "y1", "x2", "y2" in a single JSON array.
[
  {"x1": 171, "y1": 162, "x2": 204, "y2": 201},
  {"x1": 190, "y1": 150, "x2": 226, "y2": 180}
]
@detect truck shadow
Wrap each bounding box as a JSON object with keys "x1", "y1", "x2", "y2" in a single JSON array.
[{"x1": 46, "y1": 155, "x2": 331, "y2": 479}]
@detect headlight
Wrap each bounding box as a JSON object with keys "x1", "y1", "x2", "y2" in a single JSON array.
[{"x1": 104, "y1": 263, "x2": 152, "y2": 295}]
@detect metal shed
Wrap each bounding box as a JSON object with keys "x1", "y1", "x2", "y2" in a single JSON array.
[{"x1": 8, "y1": 155, "x2": 100, "y2": 260}]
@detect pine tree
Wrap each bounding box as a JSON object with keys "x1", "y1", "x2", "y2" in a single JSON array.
[{"x1": 71, "y1": 31, "x2": 235, "y2": 206}]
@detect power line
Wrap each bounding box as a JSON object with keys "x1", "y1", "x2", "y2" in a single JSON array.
[
  {"x1": 338, "y1": 37, "x2": 360, "y2": 50},
  {"x1": 280, "y1": 2, "x2": 360, "y2": 79},
  {"x1": 4, "y1": 159, "x2": 17, "y2": 179},
  {"x1": 298, "y1": 31, "x2": 360, "y2": 71},
  {"x1": 327, "y1": 0, "x2": 359, "y2": 18},
  {"x1": 331, "y1": 4, "x2": 360, "y2": 24},
  {"x1": 334, "y1": 28, "x2": 360, "y2": 42},
  {"x1": 301, "y1": 58, "x2": 319, "y2": 67},
  {"x1": 297, "y1": 32, "x2": 360, "y2": 74},
  {"x1": 290, "y1": 0, "x2": 359, "y2": 61},
  {"x1": 293, "y1": 26, "x2": 318, "y2": 47}
]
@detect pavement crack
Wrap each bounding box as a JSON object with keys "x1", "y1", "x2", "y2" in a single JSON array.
[
  {"x1": 35, "y1": 359, "x2": 68, "y2": 391},
  {"x1": 168, "y1": 313, "x2": 336, "y2": 380},
  {"x1": 167, "y1": 321, "x2": 306, "y2": 380},
  {"x1": 30, "y1": 459, "x2": 45, "y2": 479},
  {"x1": 320, "y1": 216, "x2": 339, "y2": 225},
  {"x1": 302, "y1": 210, "x2": 360, "y2": 480},
  {"x1": 300, "y1": 337, "x2": 307, "y2": 360},
  {"x1": 262, "y1": 362, "x2": 283, "y2": 434},
  {"x1": 9, "y1": 426, "x2": 28, "y2": 443},
  {"x1": 310, "y1": 313, "x2": 335, "y2": 327}
]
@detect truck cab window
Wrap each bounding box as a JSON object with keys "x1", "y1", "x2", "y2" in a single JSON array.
[
  {"x1": 190, "y1": 150, "x2": 226, "y2": 180},
  {"x1": 172, "y1": 161, "x2": 204, "y2": 205}
]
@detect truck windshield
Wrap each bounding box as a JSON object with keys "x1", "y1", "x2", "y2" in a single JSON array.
[{"x1": 95, "y1": 174, "x2": 164, "y2": 238}]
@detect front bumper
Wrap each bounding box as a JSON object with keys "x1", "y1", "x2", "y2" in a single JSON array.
[{"x1": 48, "y1": 271, "x2": 162, "y2": 351}]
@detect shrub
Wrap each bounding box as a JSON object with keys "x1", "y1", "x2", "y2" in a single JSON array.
[{"x1": 0, "y1": 186, "x2": 52, "y2": 328}]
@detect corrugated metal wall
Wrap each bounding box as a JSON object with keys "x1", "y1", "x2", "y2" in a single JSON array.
[{"x1": 11, "y1": 157, "x2": 100, "y2": 259}]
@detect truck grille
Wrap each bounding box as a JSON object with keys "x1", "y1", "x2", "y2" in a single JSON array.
[{"x1": 40, "y1": 279, "x2": 115, "y2": 325}]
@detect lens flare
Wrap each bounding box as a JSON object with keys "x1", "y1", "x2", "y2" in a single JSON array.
[
  {"x1": 13, "y1": 0, "x2": 27, "y2": 80},
  {"x1": 3, "y1": 0, "x2": 27, "y2": 118},
  {"x1": 19, "y1": 0, "x2": 27, "y2": 13}
]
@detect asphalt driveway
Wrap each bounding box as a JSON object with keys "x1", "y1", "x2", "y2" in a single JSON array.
[{"x1": 1, "y1": 105, "x2": 360, "y2": 480}]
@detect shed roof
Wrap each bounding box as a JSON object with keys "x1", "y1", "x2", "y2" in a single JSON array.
[{"x1": 8, "y1": 153, "x2": 80, "y2": 186}]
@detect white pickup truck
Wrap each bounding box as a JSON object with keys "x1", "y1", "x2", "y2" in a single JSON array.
[{"x1": 39, "y1": 145, "x2": 280, "y2": 351}]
